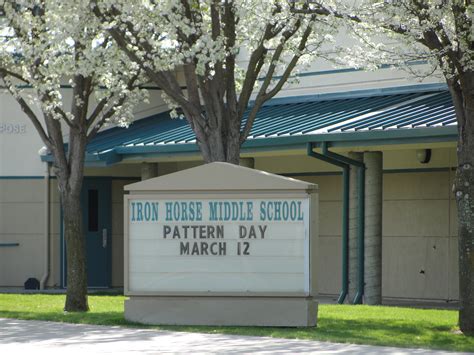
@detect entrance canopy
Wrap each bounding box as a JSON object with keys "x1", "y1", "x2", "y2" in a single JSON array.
[{"x1": 41, "y1": 86, "x2": 457, "y2": 166}]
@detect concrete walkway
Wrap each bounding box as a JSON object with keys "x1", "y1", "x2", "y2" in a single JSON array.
[{"x1": 0, "y1": 318, "x2": 469, "y2": 354}]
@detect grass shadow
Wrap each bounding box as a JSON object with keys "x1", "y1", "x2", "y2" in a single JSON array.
[{"x1": 1, "y1": 296, "x2": 473, "y2": 352}]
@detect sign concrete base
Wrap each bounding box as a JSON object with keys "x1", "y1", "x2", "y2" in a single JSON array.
[{"x1": 125, "y1": 296, "x2": 318, "y2": 327}]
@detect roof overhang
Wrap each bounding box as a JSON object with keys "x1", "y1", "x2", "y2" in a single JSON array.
[
  {"x1": 40, "y1": 85, "x2": 458, "y2": 166},
  {"x1": 110, "y1": 125, "x2": 457, "y2": 162}
]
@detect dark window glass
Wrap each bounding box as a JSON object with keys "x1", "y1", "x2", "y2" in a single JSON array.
[{"x1": 88, "y1": 189, "x2": 99, "y2": 232}]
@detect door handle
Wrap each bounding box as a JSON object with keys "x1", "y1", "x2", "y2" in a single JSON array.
[{"x1": 102, "y1": 229, "x2": 107, "y2": 248}]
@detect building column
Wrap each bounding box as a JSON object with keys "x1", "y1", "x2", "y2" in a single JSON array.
[
  {"x1": 141, "y1": 162, "x2": 158, "y2": 181},
  {"x1": 348, "y1": 152, "x2": 363, "y2": 303},
  {"x1": 239, "y1": 158, "x2": 255, "y2": 168},
  {"x1": 363, "y1": 151, "x2": 383, "y2": 305}
]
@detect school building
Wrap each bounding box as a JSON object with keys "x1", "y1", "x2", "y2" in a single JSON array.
[{"x1": 0, "y1": 62, "x2": 459, "y2": 303}]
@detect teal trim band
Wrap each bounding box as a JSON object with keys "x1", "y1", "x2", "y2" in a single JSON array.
[
  {"x1": 282, "y1": 171, "x2": 342, "y2": 177},
  {"x1": 114, "y1": 151, "x2": 202, "y2": 163},
  {"x1": 85, "y1": 176, "x2": 140, "y2": 181},
  {"x1": 280, "y1": 167, "x2": 454, "y2": 177},
  {"x1": 41, "y1": 150, "x2": 122, "y2": 166},
  {"x1": 259, "y1": 60, "x2": 428, "y2": 82},
  {"x1": 0, "y1": 176, "x2": 44, "y2": 179},
  {"x1": 0, "y1": 175, "x2": 139, "y2": 180},
  {"x1": 115, "y1": 143, "x2": 198, "y2": 155},
  {"x1": 116, "y1": 126, "x2": 457, "y2": 158},
  {"x1": 0, "y1": 243, "x2": 20, "y2": 247},
  {"x1": 384, "y1": 168, "x2": 452, "y2": 174}
]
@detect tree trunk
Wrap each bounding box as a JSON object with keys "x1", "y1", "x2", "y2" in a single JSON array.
[
  {"x1": 455, "y1": 142, "x2": 474, "y2": 335},
  {"x1": 196, "y1": 118, "x2": 241, "y2": 165},
  {"x1": 53, "y1": 126, "x2": 89, "y2": 312},
  {"x1": 226, "y1": 116, "x2": 241, "y2": 165},
  {"x1": 61, "y1": 185, "x2": 89, "y2": 312},
  {"x1": 451, "y1": 77, "x2": 474, "y2": 335}
]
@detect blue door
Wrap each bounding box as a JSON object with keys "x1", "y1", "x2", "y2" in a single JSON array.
[
  {"x1": 61, "y1": 178, "x2": 112, "y2": 288},
  {"x1": 81, "y1": 178, "x2": 112, "y2": 287}
]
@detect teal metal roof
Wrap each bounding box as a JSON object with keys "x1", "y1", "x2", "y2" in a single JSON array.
[
  {"x1": 244, "y1": 91, "x2": 455, "y2": 138},
  {"x1": 42, "y1": 88, "x2": 457, "y2": 165}
]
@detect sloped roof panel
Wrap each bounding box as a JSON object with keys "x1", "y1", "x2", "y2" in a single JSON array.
[{"x1": 82, "y1": 90, "x2": 456, "y2": 162}]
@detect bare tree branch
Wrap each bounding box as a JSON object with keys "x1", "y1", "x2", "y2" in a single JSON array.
[
  {"x1": 86, "y1": 73, "x2": 140, "y2": 142},
  {"x1": 240, "y1": 19, "x2": 313, "y2": 143},
  {"x1": 0, "y1": 68, "x2": 29, "y2": 83},
  {"x1": 0, "y1": 71, "x2": 52, "y2": 148}
]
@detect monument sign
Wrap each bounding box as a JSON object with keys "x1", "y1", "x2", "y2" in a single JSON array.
[{"x1": 124, "y1": 162, "x2": 318, "y2": 326}]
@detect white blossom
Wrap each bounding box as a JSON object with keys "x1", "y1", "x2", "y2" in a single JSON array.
[
  {"x1": 0, "y1": 0, "x2": 148, "y2": 130},
  {"x1": 97, "y1": 0, "x2": 344, "y2": 109}
]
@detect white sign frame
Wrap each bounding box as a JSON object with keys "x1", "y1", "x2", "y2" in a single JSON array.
[{"x1": 124, "y1": 192, "x2": 312, "y2": 297}]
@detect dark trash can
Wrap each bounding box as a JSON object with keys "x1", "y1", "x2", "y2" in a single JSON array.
[{"x1": 24, "y1": 277, "x2": 40, "y2": 290}]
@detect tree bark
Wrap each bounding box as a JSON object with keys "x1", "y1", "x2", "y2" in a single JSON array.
[
  {"x1": 62, "y1": 188, "x2": 89, "y2": 312},
  {"x1": 52, "y1": 126, "x2": 89, "y2": 312},
  {"x1": 456, "y1": 151, "x2": 474, "y2": 335},
  {"x1": 193, "y1": 113, "x2": 241, "y2": 165},
  {"x1": 450, "y1": 75, "x2": 474, "y2": 334}
]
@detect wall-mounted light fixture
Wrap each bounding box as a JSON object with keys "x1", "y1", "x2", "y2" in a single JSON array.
[{"x1": 416, "y1": 149, "x2": 432, "y2": 164}]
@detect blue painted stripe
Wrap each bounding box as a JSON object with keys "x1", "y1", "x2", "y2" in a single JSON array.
[
  {"x1": 258, "y1": 60, "x2": 428, "y2": 82},
  {"x1": 0, "y1": 176, "x2": 45, "y2": 179},
  {"x1": 0, "y1": 175, "x2": 139, "y2": 180},
  {"x1": 88, "y1": 176, "x2": 140, "y2": 181},
  {"x1": 282, "y1": 171, "x2": 342, "y2": 177},
  {"x1": 383, "y1": 167, "x2": 453, "y2": 174},
  {"x1": 280, "y1": 167, "x2": 453, "y2": 177},
  {"x1": 0, "y1": 243, "x2": 20, "y2": 247}
]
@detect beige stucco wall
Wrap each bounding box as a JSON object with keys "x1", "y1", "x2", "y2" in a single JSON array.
[
  {"x1": 0, "y1": 176, "x2": 138, "y2": 289},
  {"x1": 291, "y1": 170, "x2": 458, "y2": 301},
  {"x1": 0, "y1": 178, "x2": 60, "y2": 287},
  {"x1": 0, "y1": 147, "x2": 460, "y2": 302},
  {"x1": 48, "y1": 179, "x2": 61, "y2": 287},
  {"x1": 382, "y1": 171, "x2": 456, "y2": 300},
  {"x1": 276, "y1": 148, "x2": 457, "y2": 301},
  {"x1": 0, "y1": 179, "x2": 44, "y2": 286},
  {"x1": 113, "y1": 148, "x2": 458, "y2": 301}
]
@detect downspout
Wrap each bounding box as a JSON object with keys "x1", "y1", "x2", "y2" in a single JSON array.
[
  {"x1": 320, "y1": 142, "x2": 365, "y2": 305},
  {"x1": 40, "y1": 162, "x2": 50, "y2": 290},
  {"x1": 354, "y1": 165, "x2": 365, "y2": 304},
  {"x1": 307, "y1": 143, "x2": 350, "y2": 304}
]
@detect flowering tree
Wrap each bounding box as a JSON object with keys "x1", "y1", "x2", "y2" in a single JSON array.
[
  {"x1": 0, "y1": 0, "x2": 147, "y2": 311},
  {"x1": 92, "y1": 0, "x2": 340, "y2": 164},
  {"x1": 354, "y1": 0, "x2": 473, "y2": 336},
  {"x1": 292, "y1": 0, "x2": 474, "y2": 334}
]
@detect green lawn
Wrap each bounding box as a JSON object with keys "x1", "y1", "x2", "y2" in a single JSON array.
[{"x1": 0, "y1": 294, "x2": 473, "y2": 352}]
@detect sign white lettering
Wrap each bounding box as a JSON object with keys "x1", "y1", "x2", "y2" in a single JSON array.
[{"x1": 127, "y1": 197, "x2": 310, "y2": 295}]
